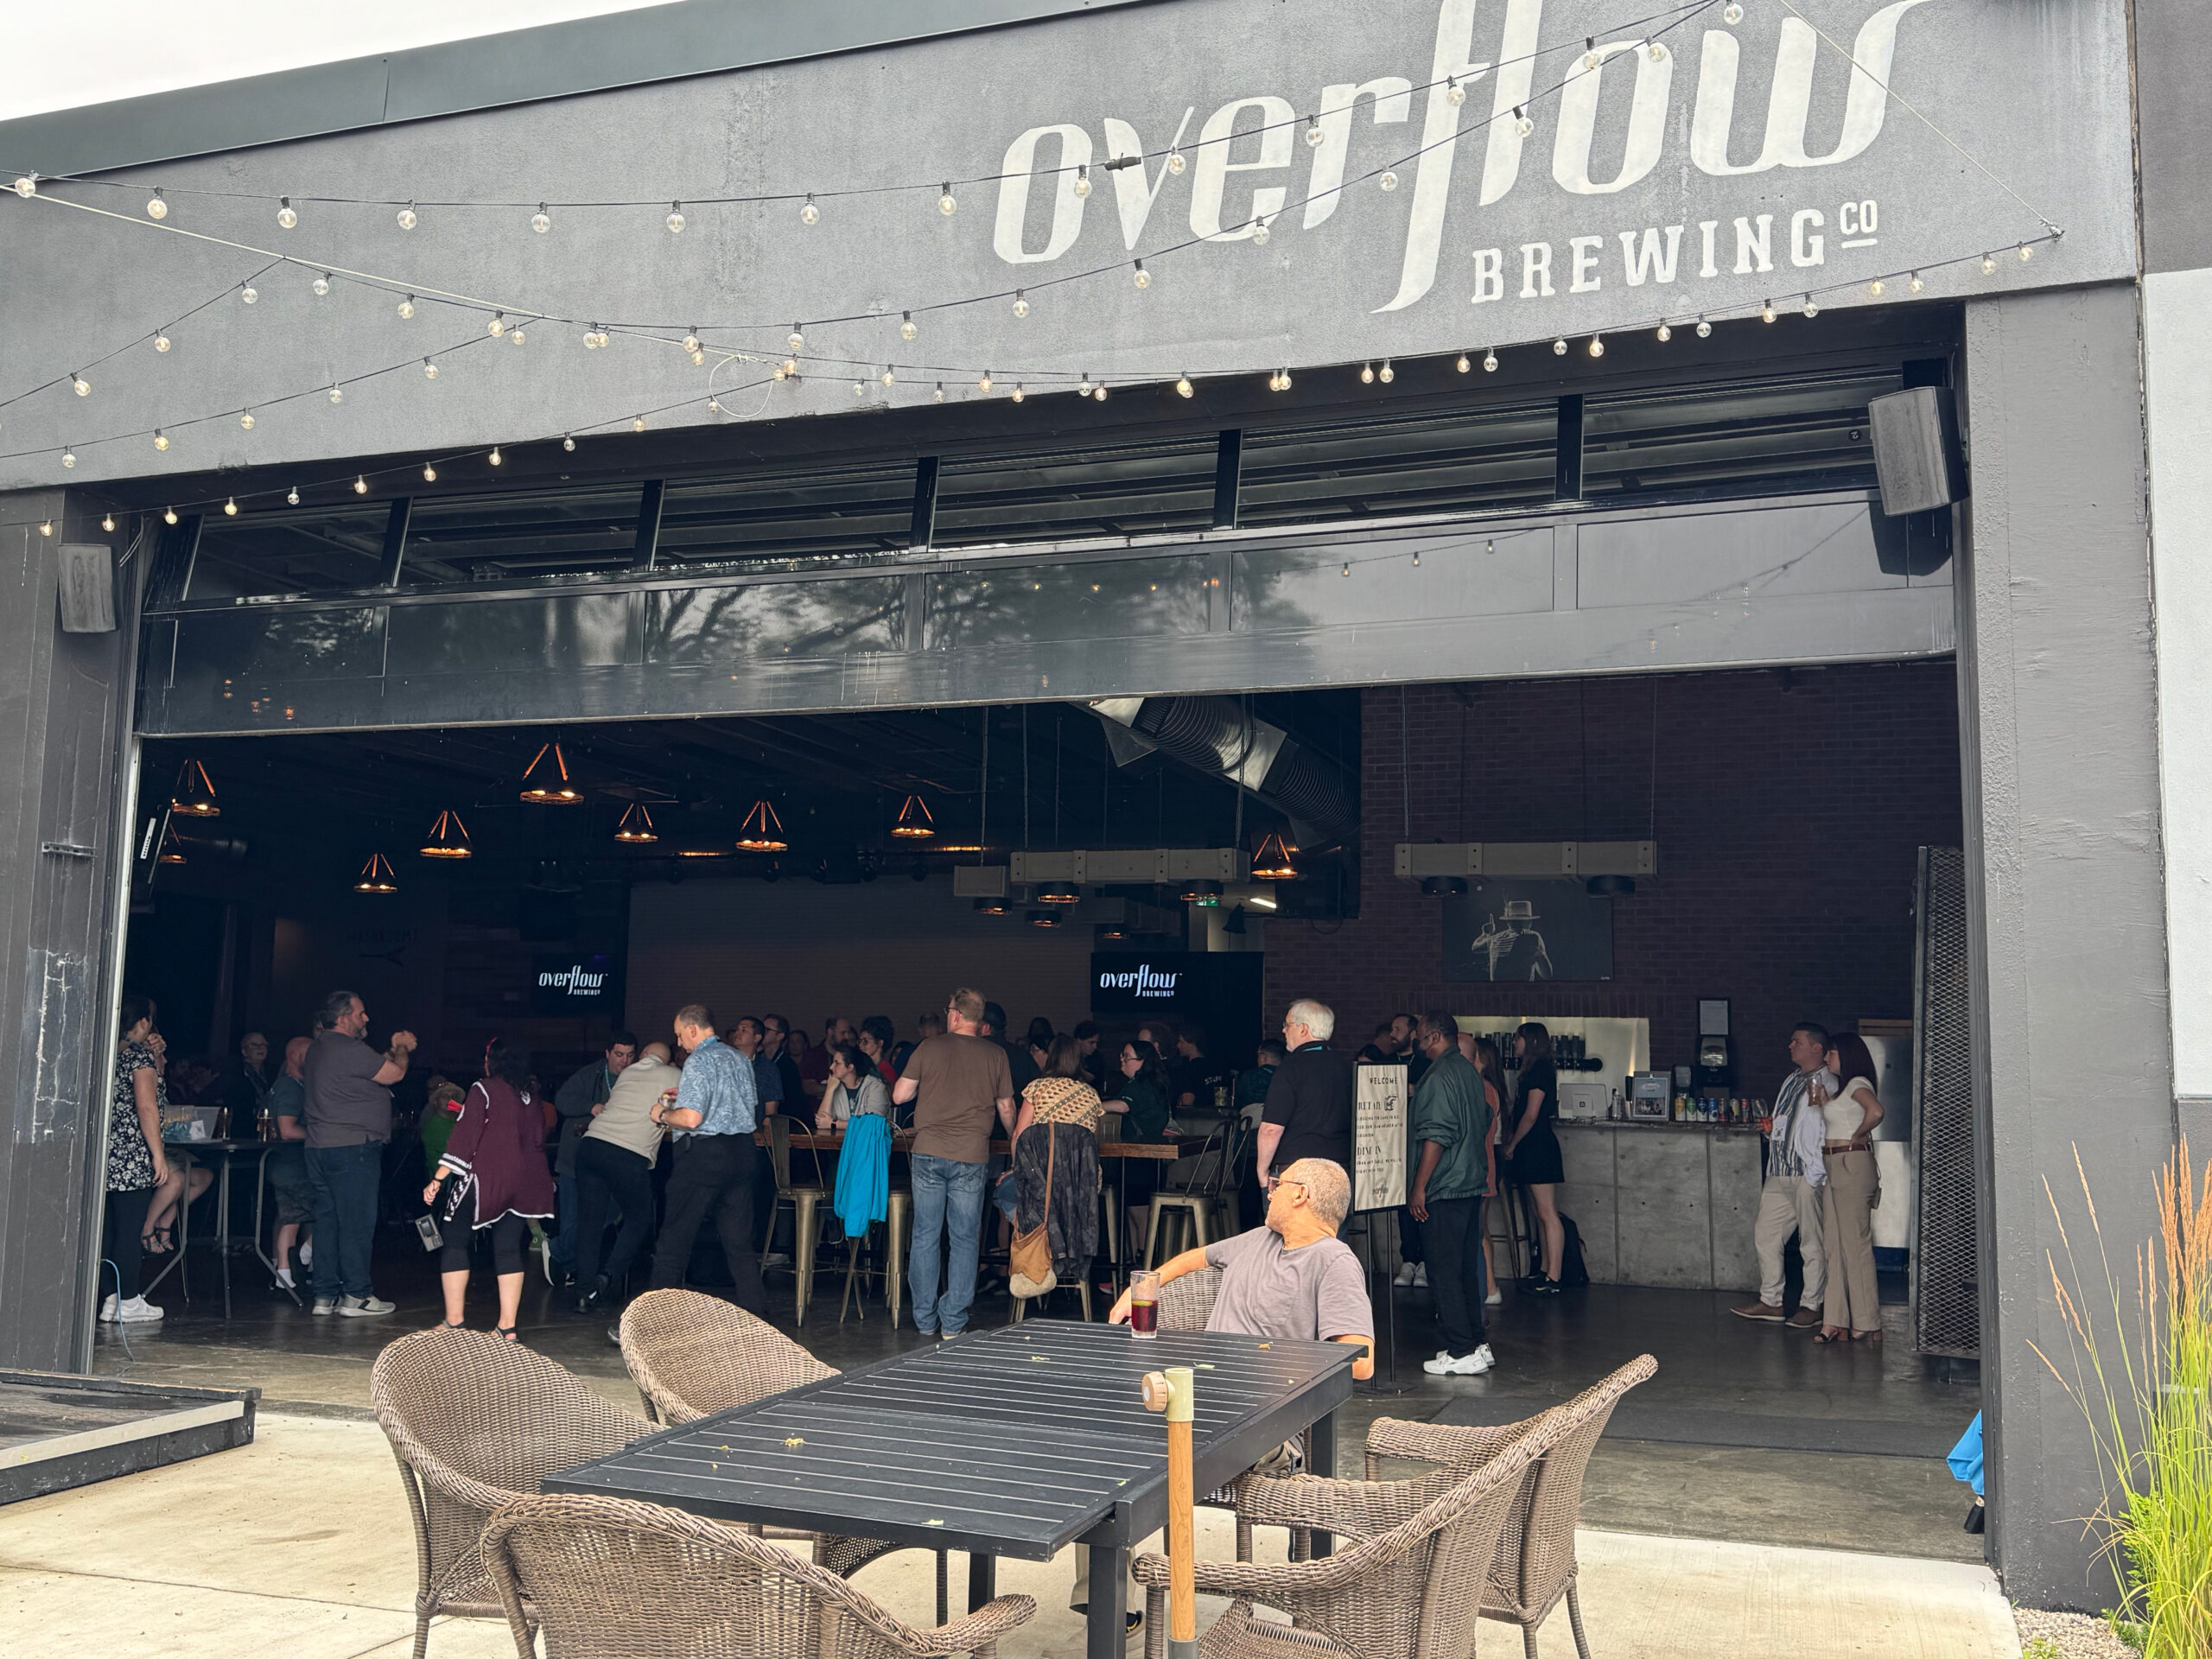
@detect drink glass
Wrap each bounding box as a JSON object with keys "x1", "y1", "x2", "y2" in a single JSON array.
[{"x1": 1129, "y1": 1268, "x2": 1160, "y2": 1338}]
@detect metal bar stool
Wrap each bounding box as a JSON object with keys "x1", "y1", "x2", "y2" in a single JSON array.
[
  {"x1": 836, "y1": 1188, "x2": 912, "y2": 1327},
  {"x1": 1142, "y1": 1192, "x2": 1214, "y2": 1267},
  {"x1": 759, "y1": 1116, "x2": 830, "y2": 1325}
]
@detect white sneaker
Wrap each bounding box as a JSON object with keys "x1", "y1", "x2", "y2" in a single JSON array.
[
  {"x1": 1421, "y1": 1348, "x2": 1493, "y2": 1376},
  {"x1": 99, "y1": 1293, "x2": 119, "y2": 1323},
  {"x1": 116, "y1": 1296, "x2": 165, "y2": 1323},
  {"x1": 337, "y1": 1294, "x2": 396, "y2": 1317},
  {"x1": 274, "y1": 1267, "x2": 296, "y2": 1290},
  {"x1": 1473, "y1": 1343, "x2": 1496, "y2": 1370},
  {"x1": 1485, "y1": 1287, "x2": 1503, "y2": 1306},
  {"x1": 1393, "y1": 1262, "x2": 1419, "y2": 1287},
  {"x1": 298, "y1": 1240, "x2": 313, "y2": 1268},
  {"x1": 1411, "y1": 1263, "x2": 1428, "y2": 1288},
  {"x1": 312, "y1": 1296, "x2": 337, "y2": 1315}
]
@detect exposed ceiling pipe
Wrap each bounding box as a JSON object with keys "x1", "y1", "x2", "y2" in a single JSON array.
[{"x1": 1083, "y1": 696, "x2": 1357, "y2": 852}]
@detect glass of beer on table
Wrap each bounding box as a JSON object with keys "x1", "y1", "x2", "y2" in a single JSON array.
[{"x1": 1129, "y1": 1269, "x2": 1160, "y2": 1337}]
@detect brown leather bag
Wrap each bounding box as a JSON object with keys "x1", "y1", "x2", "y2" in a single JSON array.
[{"x1": 1008, "y1": 1125, "x2": 1058, "y2": 1297}]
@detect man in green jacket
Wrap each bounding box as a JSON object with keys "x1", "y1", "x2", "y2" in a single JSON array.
[{"x1": 1409, "y1": 1009, "x2": 1495, "y2": 1376}]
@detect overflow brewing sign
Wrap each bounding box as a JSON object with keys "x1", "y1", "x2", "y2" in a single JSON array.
[{"x1": 533, "y1": 951, "x2": 623, "y2": 1017}]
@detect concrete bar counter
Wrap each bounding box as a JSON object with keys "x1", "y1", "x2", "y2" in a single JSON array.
[{"x1": 1551, "y1": 1120, "x2": 1764, "y2": 1293}]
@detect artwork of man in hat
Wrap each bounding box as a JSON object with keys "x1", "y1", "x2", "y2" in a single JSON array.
[{"x1": 1471, "y1": 897, "x2": 1553, "y2": 981}]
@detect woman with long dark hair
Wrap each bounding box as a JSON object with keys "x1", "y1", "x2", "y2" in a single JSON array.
[
  {"x1": 423, "y1": 1039, "x2": 555, "y2": 1339},
  {"x1": 1816, "y1": 1032, "x2": 1887, "y2": 1343},
  {"x1": 1109, "y1": 1038, "x2": 1173, "y2": 1257},
  {"x1": 101, "y1": 996, "x2": 168, "y2": 1323},
  {"x1": 1503, "y1": 1022, "x2": 1566, "y2": 1293}
]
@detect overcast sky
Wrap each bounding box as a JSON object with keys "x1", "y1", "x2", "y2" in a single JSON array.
[{"x1": 0, "y1": 1, "x2": 685, "y2": 121}]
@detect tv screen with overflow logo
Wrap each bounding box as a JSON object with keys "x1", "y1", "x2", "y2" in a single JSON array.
[{"x1": 533, "y1": 951, "x2": 624, "y2": 1017}]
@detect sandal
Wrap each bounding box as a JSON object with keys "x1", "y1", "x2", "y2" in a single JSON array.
[
  {"x1": 493, "y1": 1325, "x2": 519, "y2": 1343},
  {"x1": 140, "y1": 1224, "x2": 175, "y2": 1256},
  {"x1": 1812, "y1": 1328, "x2": 1848, "y2": 1344}
]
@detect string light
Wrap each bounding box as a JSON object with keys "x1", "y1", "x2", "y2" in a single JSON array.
[
  {"x1": 514, "y1": 325, "x2": 528, "y2": 346},
  {"x1": 1092, "y1": 383, "x2": 1108, "y2": 402},
  {"x1": 563, "y1": 435, "x2": 575, "y2": 452},
  {"x1": 1446, "y1": 75, "x2": 1465, "y2": 105},
  {"x1": 1306, "y1": 117, "x2": 1325, "y2": 146},
  {"x1": 1412, "y1": 550, "x2": 1421, "y2": 566},
  {"x1": 163, "y1": 506, "x2": 178, "y2": 524},
  {"x1": 1251, "y1": 216, "x2": 1271, "y2": 244},
  {"x1": 1515, "y1": 106, "x2": 1533, "y2": 137},
  {"x1": 312, "y1": 272, "x2": 331, "y2": 296},
  {"x1": 1802, "y1": 296, "x2": 1819, "y2": 318},
  {"x1": 1696, "y1": 315, "x2": 1712, "y2": 337},
  {"x1": 397, "y1": 200, "x2": 417, "y2": 230},
  {"x1": 101, "y1": 513, "x2": 114, "y2": 532},
  {"x1": 1587, "y1": 335, "x2": 1604, "y2": 358},
  {"x1": 709, "y1": 397, "x2": 721, "y2": 412},
  {"x1": 155, "y1": 332, "x2": 171, "y2": 353},
  {"x1": 422, "y1": 462, "x2": 437, "y2": 481},
  {"x1": 1341, "y1": 561, "x2": 1351, "y2": 576},
  {"x1": 1133, "y1": 258, "x2": 1149, "y2": 289},
  {"x1": 1379, "y1": 359, "x2": 1395, "y2": 382},
  {"x1": 1073, "y1": 164, "x2": 1091, "y2": 198},
  {"x1": 632, "y1": 416, "x2": 647, "y2": 431},
  {"x1": 487, "y1": 313, "x2": 505, "y2": 337},
  {"x1": 1584, "y1": 38, "x2": 1599, "y2": 70},
  {"x1": 934, "y1": 382, "x2": 945, "y2": 402},
  {"x1": 240, "y1": 283, "x2": 257, "y2": 304},
  {"x1": 853, "y1": 378, "x2": 867, "y2": 397},
  {"x1": 2018, "y1": 242, "x2": 2034, "y2": 261},
  {"x1": 667, "y1": 201, "x2": 686, "y2": 232},
  {"x1": 900, "y1": 311, "x2": 918, "y2": 340},
  {"x1": 1553, "y1": 338, "x2": 1568, "y2": 355},
  {"x1": 787, "y1": 326, "x2": 804, "y2": 351},
  {"x1": 1868, "y1": 278, "x2": 1885, "y2": 296},
  {"x1": 1760, "y1": 300, "x2": 1777, "y2": 322},
  {"x1": 1166, "y1": 148, "x2": 1186, "y2": 175},
  {"x1": 286, "y1": 487, "x2": 299, "y2": 505},
  {"x1": 329, "y1": 384, "x2": 344, "y2": 404},
  {"x1": 353, "y1": 475, "x2": 367, "y2": 493},
  {"x1": 146, "y1": 188, "x2": 167, "y2": 219},
  {"x1": 978, "y1": 369, "x2": 994, "y2": 391},
  {"x1": 423, "y1": 358, "x2": 438, "y2": 379},
  {"x1": 938, "y1": 183, "x2": 957, "y2": 216},
  {"x1": 12, "y1": 175, "x2": 36, "y2": 197},
  {"x1": 1013, "y1": 290, "x2": 1030, "y2": 318},
  {"x1": 800, "y1": 194, "x2": 820, "y2": 225},
  {"x1": 73, "y1": 373, "x2": 89, "y2": 396},
  {"x1": 224, "y1": 497, "x2": 238, "y2": 516},
  {"x1": 61, "y1": 448, "x2": 75, "y2": 467},
  {"x1": 397, "y1": 295, "x2": 416, "y2": 319},
  {"x1": 1379, "y1": 170, "x2": 1399, "y2": 192},
  {"x1": 1360, "y1": 363, "x2": 1375, "y2": 385},
  {"x1": 1980, "y1": 252, "x2": 1997, "y2": 274},
  {"x1": 153, "y1": 429, "x2": 168, "y2": 450},
  {"x1": 1656, "y1": 322, "x2": 1671, "y2": 341},
  {"x1": 1011, "y1": 383, "x2": 1026, "y2": 403},
  {"x1": 39, "y1": 519, "x2": 53, "y2": 537},
  {"x1": 532, "y1": 203, "x2": 550, "y2": 233},
  {"x1": 881, "y1": 365, "x2": 897, "y2": 386},
  {"x1": 1909, "y1": 271, "x2": 1925, "y2": 293},
  {"x1": 1176, "y1": 373, "x2": 1193, "y2": 397},
  {"x1": 240, "y1": 409, "x2": 255, "y2": 429},
  {"x1": 1723, "y1": 2, "x2": 1744, "y2": 20},
  {"x1": 489, "y1": 446, "x2": 503, "y2": 465},
  {"x1": 1647, "y1": 40, "x2": 1667, "y2": 61},
  {"x1": 1483, "y1": 349, "x2": 1498, "y2": 372}
]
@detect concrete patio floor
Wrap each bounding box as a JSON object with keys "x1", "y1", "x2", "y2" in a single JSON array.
[{"x1": 0, "y1": 1410, "x2": 2018, "y2": 1659}]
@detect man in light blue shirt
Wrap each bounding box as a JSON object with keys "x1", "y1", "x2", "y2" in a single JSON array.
[{"x1": 646, "y1": 1003, "x2": 767, "y2": 1313}]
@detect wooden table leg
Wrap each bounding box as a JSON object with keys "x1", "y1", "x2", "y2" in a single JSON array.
[
  {"x1": 967, "y1": 1550, "x2": 996, "y2": 1611},
  {"x1": 1085, "y1": 1545, "x2": 1128, "y2": 1659}
]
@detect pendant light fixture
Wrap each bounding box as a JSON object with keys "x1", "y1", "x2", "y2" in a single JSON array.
[
  {"x1": 353, "y1": 853, "x2": 399, "y2": 894},
  {"x1": 973, "y1": 895, "x2": 1007, "y2": 916},
  {"x1": 613, "y1": 803, "x2": 658, "y2": 844},
  {"x1": 892, "y1": 794, "x2": 937, "y2": 839},
  {"x1": 735, "y1": 798, "x2": 788, "y2": 852},
  {"x1": 1180, "y1": 878, "x2": 1223, "y2": 906},
  {"x1": 1026, "y1": 909, "x2": 1060, "y2": 928},
  {"x1": 1249, "y1": 832, "x2": 1300, "y2": 880},
  {"x1": 518, "y1": 741, "x2": 582, "y2": 804},
  {"x1": 418, "y1": 810, "x2": 472, "y2": 859},
  {"x1": 156, "y1": 822, "x2": 188, "y2": 866},
  {"x1": 1036, "y1": 881, "x2": 1082, "y2": 905},
  {"x1": 169, "y1": 758, "x2": 219, "y2": 817}
]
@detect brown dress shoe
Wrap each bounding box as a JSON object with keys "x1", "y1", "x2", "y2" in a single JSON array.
[
  {"x1": 1786, "y1": 1307, "x2": 1821, "y2": 1328},
  {"x1": 1730, "y1": 1301, "x2": 1785, "y2": 1321}
]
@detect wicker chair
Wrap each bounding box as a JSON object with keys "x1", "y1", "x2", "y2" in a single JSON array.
[
  {"x1": 484, "y1": 1492, "x2": 1037, "y2": 1659},
  {"x1": 1135, "y1": 1408, "x2": 1556, "y2": 1659},
  {"x1": 616, "y1": 1287, "x2": 919, "y2": 1584},
  {"x1": 370, "y1": 1326, "x2": 653, "y2": 1659},
  {"x1": 1357, "y1": 1354, "x2": 1658, "y2": 1658},
  {"x1": 1156, "y1": 1263, "x2": 1223, "y2": 1329}
]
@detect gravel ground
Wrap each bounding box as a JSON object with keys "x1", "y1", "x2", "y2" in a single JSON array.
[{"x1": 2014, "y1": 1608, "x2": 2138, "y2": 1658}]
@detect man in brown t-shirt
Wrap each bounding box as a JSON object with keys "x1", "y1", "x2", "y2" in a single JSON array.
[{"x1": 893, "y1": 987, "x2": 1014, "y2": 1336}]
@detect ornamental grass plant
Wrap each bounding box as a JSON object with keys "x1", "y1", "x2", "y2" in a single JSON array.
[{"x1": 2035, "y1": 1143, "x2": 2212, "y2": 1656}]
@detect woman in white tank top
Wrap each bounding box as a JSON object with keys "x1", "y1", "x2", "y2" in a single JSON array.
[{"x1": 1815, "y1": 1033, "x2": 1886, "y2": 1342}]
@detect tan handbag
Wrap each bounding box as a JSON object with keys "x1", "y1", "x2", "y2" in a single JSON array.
[{"x1": 1008, "y1": 1125, "x2": 1058, "y2": 1297}]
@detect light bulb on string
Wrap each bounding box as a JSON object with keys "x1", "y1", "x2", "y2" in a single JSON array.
[
  {"x1": 240, "y1": 284, "x2": 257, "y2": 304},
  {"x1": 1341, "y1": 562, "x2": 1351, "y2": 577},
  {"x1": 146, "y1": 188, "x2": 167, "y2": 219},
  {"x1": 488, "y1": 447, "x2": 503, "y2": 466},
  {"x1": 1166, "y1": 149, "x2": 1186, "y2": 175},
  {"x1": 1869, "y1": 278, "x2": 1885, "y2": 296},
  {"x1": 1447, "y1": 75, "x2": 1465, "y2": 105},
  {"x1": 1456, "y1": 353, "x2": 1471, "y2": 372},
  {"x1": 153, "y1": 429, "x2": 168, "y2": 451},
  {"x1": 101, "y1": 513, "x2": 114, "y2": 532},
  {"x1": 154, "y1": 332, "x2": 171, "y2": 353},
  {"x1": 1176, "y1": 373, "x2": 1193, "y2": 397},
  {"x1": 1584, "y1": 38, "x2": 1599, "y2": 70},
  {"x1": 787, "y1": 326, "x2": 804, "y2": 351},
  {"x1": 73, "y1": 373, "x2": 89, "y2": 396},
  {"x1": 513, "y1": 325, "x2": 528, "y2": 346},
  {"x1": 423, "y1": 358, "x2": 438, "y2": 379},
  {"x1": 1696, "y1": 315, "x2": 1712, "y2": 337},
  {"x1": 934, "y1": 382, "x2": 945, "y2": 403},
  {"x1": 1760, "y1": 300, "x2": 1777, "y2": 323},
  {"x1": 277, "y1": 196, "x2": 297, "y2": 229},
  {"x1": 667, "y1": 201, "x2": 685, "y2": 232},
  {"x1": 397, "y1": 295, "x2": 415, "y2": 319},
  {"x1": 1515, "y1": 106, "x2": 1533, "y2": 137},
  {"x1": 1552, "y1": 338, "x2": 1567, "y2": 355},
  {"x1": 163, "y1": 507, "x2": 178, "y2": 524},
  {"x1": 1802, "y1": 296, "x2": 1819, "y2": 318},
  {"x1": 800, "y1": 194, "x2": 820, "y2": 225},
  {"x1": 329, "y1": 384, "x2": 344, "y2": 404},
  {"x1": 1013, "y1": 290, "x2": 1030, "y2": 318},
  {"x1": 10, "y1": 175, "x2": 34, "y2": 197},
  {"x1": 1133, "y1": 258, "x2": 1149, "y2": 289},
  {"x1": 487, "y1": 313, "x2": 505, "y2": 337},
  {"x1": 1073, "y1": 164, "x2": 1090, "y2": 198},
  {"x1": 2018, "y1": 243, "x2": 2034, "y2": 262},
  {"x1": 881, "y1": 365, "x2": 896, "y2": 386},
  {"x1": 286, "y1": 487, "x2": 300, "y2": 505},
  {"x1": 709, "y1": 397, "x2": 721, "y2": 412},
  {"x1": 1647, "y1": 40, "x2": 1667, "y2": 61},
  {"x1": 1412, "y1": 549, "x2": 1421, "y2": 566},
  {"x1": 633, "y1": 416, "x2": 647, "y2": 432},
  {"x1": 1483, "y1": 348, "x2": 1498, "y2": 372},
  {"x1": 422, "y1": 463, "x2": 436, "y2": 482},
  {"x1": 312, "y1": 272, "x2": 331, "y2": 296},
  {"x1": 900, "y1": 311, "x2": 918, "y2": 340},
  {"x1": 1011, "y1": 383, "x2": 1027, "y2": 403},
  {"x1": 938, "y1": 183, "x2": 957, "y2": 216},
  {"x1": 1360, "y1": 362, "x2": 1375, "y2": 385},
  {"x1": 683, "y1": 329, "x2": 701, "y2": 353},
  {"x1": 853, "y1": 379, "x2": 867, "y2": 397},
  {"x1": 1379, "y1": 359, "x2": 1395, "y2": 382},
  {"x1": 1909, "y1": 270, "x2": 1925, "y2": 293},
  {"x1": 1723, "y1": 2, "x2": 1743, "y2": 22},
  {"x1": 1306, "y1": 117, "x2": 1325, "y2": 146},
  {"x1": 353, "y1": 476, "x2": 367, "y2": 494},
  {"x1": 563, "y1": 435, "x2": 575, "y2": 452},
  {"x1": 1980, "y1": 252, "x2": 1997, "y2": 275},
  {"x1": 397, "y1": 200, "x2": 417, "y2": 230},
  {"x1": 224, "y1": 498, "x2": 238, "y2": 516},
  {"x1": 39, "y1": 520, "x2": 52, "y2": 537},
  {"x1": 1656, "y1": 322, "x2": 1672, "y2": 341},
  {"x1": 532, "y1": 204, "x2": 550, "y2": 233},
  {"x1": 1251, "y1": 216, "x2": 1271, "y2": 244},
  {"x1": 1587, "y1": 335, "x2": 1604, "y2": 358},
  {"x1": 1092, "y1": 384, "x2": 1108, "y2": 402},
  {"x1": 978, "y1": 369, "x2": 994, "y2": 391},
  {"x1": 240, "y1": 409, "x2": 255, "y2": 429},
  {"x1": 1379, "y1": 170, "x2": 1399, "y2": 192},
  {"x1": 61, "y1": 448, "x2": 75, "y2": 468}
]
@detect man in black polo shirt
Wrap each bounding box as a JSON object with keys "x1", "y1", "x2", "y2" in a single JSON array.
[{"x1": 1257, "y1": 999, "x2": 1355, "y2": 1209}]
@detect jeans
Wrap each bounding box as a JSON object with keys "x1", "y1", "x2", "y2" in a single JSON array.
[
  {"x1": 575, "y1": 1135, "x2": 656, "y2": 1294},
  {"x1": 908, "y1": 1153, "x2": 988, "y2": 1335},
  {"x1": 1423, "y1": 1195, "x2": 1487, "y2": 1356},
  {"x1": 649, "y1": 1134, "x2": 768, "y2": 1316},
  {"x1": 305, "y1": 1141, "x2": 384, "y2": 1300},
  {"x1": 550, "y1": 1171, "x2": 579, "y2": 1269}
]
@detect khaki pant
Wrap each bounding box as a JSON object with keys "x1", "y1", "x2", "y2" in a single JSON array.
[
  {"x1": 1820, "y1": 1148, "x2": 1882, "y2": 1333},
  {"x1": 1753, "y1": 1175, "x2": 1826, "y2": 1311}
]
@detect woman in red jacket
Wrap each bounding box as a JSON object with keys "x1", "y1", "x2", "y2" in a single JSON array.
[{"x1": 423, "y1": 1039, "x2": 555, "y2": 1339}]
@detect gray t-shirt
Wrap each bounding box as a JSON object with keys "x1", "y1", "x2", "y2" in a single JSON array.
[
  {"x1": 584, "y1": 1055, "x2": 675, "y2": 1165},
  {"x1": 1203, "y1": 1225, "x2": 1373, "y2": 1344},
  {"x1": 302, "y1": 1030, "x2": 391, "y2": 1147}
]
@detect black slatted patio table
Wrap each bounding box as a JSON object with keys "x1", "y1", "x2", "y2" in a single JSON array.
[{"x1": 550, "y1": 1319, "x2": 1357, "y2": 1659}]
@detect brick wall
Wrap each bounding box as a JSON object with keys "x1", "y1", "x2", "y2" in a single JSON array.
[{"x1": 1263, "y1": 662, "x2": 1962, "y2": 1085}]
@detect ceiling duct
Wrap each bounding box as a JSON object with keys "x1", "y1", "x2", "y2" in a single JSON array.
[{"x1": 1084, "y1": 696, "x2": 1357, "y2": 850}]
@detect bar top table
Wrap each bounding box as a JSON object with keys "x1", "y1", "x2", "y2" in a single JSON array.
[
  {"x1": 763, "y1": 1127, "x2": 1205, "y2": 1160},
  {"x1": 550, "y1": 1319, "x2": 1355, "y2": 1659}
]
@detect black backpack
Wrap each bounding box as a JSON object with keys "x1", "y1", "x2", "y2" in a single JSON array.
[{"x1": 1557, "y1": 1213, "x2": 1592, "y2": 1287}]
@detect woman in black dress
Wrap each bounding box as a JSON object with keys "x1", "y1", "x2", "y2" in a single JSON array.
[{"x1": 1503, "y1": 1022, "x2": 1566, "y2": 1293}]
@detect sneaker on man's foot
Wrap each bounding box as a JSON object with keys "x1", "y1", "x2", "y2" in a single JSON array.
[
  {"x1": 1422, "y1": 1348, "x2": 1492, "y2": 1376},
  {"x1": 116, "y1": 1296, "x2": 165, "y2": 1323},
  {"x1": 1393, "y1": 1262, "x2": 1419, "y2": 1287},
  {"x1": 1485, "y1": 1286, "x2": 1503, "y2": 1306},
  {"x1": 1786, "y1": 1306, "x2": 1821, "y2": 1329},
  {"x1": 337, "y1": 1294, "x2": 395, "y2": 1317},
  {"x1": 1730, "y1": 1300, "x2": 1786, "y2": 1322},
  {"x1": 1411, "y1": 1262, "x2": 1428, "y2": 1288},
  {"x1": 98, "y1": 1293, "x2": 119, "y2": 1323},
  {"x1": 312, "y1": 1296, "x2": 337, "y2": 1315},
  {"x1": 1473, "y1": 1343, "x2": 1496, "y2": 1370}
]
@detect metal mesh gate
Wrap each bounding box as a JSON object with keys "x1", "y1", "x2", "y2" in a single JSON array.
[{"x1": 1910, "y1": 844, "x2": 1980, "y2": 1357}]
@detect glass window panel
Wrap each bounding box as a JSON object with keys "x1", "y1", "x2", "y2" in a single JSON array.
[
  {"x1": 170, "y1": 608, "x2": 387, "y2": 701},
  {"x1": 399, "y1": 484, "x2": 641, "y2": 583},
  {"x1": 1581, "y1": 371, "x2": 1897, "y2": 499},
  {"x1": 386, "y1": 594, "x2": 636, "y2": 675},
  {"x1": 187, "y1": 505, "x2": 394, "y2": 599},
  {"x1": 924, "y1": 556, "x2": 1209, "y2": 649},
  {"x1": 1575, "y1": 499, "x2": 1905, "y2": 607},
  {"x1": 932, "y1": 437, "x2": 1218, "y2": 548},
  {"x1": 1237, "y1": 404, "x2": 1557, "y2": 528},
  {"x1": 647, "y1": 577, "x2": 907, "y2": 663},
  {"x1": 1234, "y1": 524, "x2": 1555, "y2": 632},
  {"x1": 658, "y1": 465, "x2": 916, "y2": 567}
]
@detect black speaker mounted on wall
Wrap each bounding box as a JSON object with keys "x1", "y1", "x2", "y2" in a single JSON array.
[{"x1": 1868, "y1": 385, "x2": 1967, "y2": 517}]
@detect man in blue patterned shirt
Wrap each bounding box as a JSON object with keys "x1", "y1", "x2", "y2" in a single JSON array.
[{"x1": 645, "y1": 1002, "x2": 768, "y2": 1313}]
